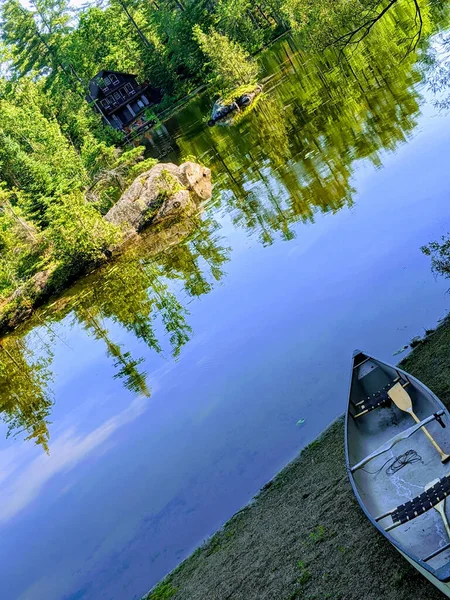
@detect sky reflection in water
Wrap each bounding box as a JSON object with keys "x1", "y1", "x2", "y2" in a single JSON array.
[{"x1": 2, "y1": 9, "x2": 450, "y2": 600}]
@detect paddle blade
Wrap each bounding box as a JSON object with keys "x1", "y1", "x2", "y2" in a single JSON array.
[{"x1": 388, "y1": 383, "x2": 413, "y2": 412}]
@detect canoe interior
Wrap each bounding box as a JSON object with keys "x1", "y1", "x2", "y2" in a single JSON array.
[{"x1": 347, "y1": 352, "x2": 450, "y2": 582}]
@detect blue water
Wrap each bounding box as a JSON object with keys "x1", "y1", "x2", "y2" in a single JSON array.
[{"x1": 2, "y1": 33, "x2": 450, "y2": 600}]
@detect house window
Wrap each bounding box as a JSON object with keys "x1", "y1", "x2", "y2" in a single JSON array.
[
  {"x1": 114, "y1": 92, "x2": 121, "y2": 102},
  {"x1": 119, "y1": 88, "x2": 128, "y2": 101},
  {"x1": 100, "y1": 99, "x2": 109, "y2": 109},
  {"x1": 124, "y1": 107, "x2": 135, "y2": 120},
  {"x1": 103, "y1": 76, "x2": 111, "y2": 85},
  {"x1": 124, "y1": 83, "x2": 134, "y2": 96},
  {"x1": 110, "y1": 73, "x2": 119, "y2": 85},
  {"x1": 112, "y1": 114, "x2": 123, "y2": 128}
]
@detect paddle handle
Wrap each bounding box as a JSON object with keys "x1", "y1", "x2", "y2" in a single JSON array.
[
  {"x1": 410, "y1": 409, "x2": 450, "y2": 463},
  {"x1": 436, "y1": 502, "x2": 450, "y2": 539}
]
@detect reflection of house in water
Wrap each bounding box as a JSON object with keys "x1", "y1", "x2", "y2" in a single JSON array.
[
  {"x1": 87, "y1": 70, "x2": 161, "y2": 136},
  {"x1": 139, "y1": 123, "x2": 178, "y2": 160}
]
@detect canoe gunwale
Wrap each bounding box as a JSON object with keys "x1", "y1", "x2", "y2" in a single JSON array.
[{"x1": 345, "y1": 352, "x2": 450, "y2": 584}]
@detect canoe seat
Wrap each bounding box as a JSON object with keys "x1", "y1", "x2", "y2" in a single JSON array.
[
  {"x1": 391, "y1": 475, "x2": 450, "y2": 527},
  {"x1": 353, "y1": 381, "x2": 398, "y2": 418},
  {"x1": 356, "y1": 388, "x2": 390, "y2": 413}
]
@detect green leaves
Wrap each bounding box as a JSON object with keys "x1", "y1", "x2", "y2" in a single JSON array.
[
  {"x1": 193, "y1": 25, "x2": 259, "y2": 93},
  {"x1": 0, "y1": 188, "x2": 46, "y2": 298},
  {"x1": 0, "y1": 335, "x2": 54, "y2": 453},
  {"x1": 0, "y1": 86, "x2": 88, "y2": 225},
  {"x1": 46, "y1": 191, "x2": 121, "y2": 265}
]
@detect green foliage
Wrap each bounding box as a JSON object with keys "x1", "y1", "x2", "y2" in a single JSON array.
[
  {"x1": 128, "y1": 157, "x2": 159, "y2": 179},
  {"x1": 193, "y1": 25, "x2": 259, "y2": 93},
  {"x1": 0, "y1": 188, "x2": 48, "y2": 297},
  {"x1": 0, "y1": 0, "x2": 439, "y2": 119},
  {"x1": 144, "y1": 108, "x2": 161, "y2": 126},
  {"x1": 0, "y1": 0, "x2": 446, "y2": 463},
  {"x1": 156, "y1": 169, "x2": 184, "y2": 199},
  {"x1": 46, "y1": 192, "x2": 121, "y2": 265},
  {"x1": 221, "y1": 83, "x2": 261, "y2": 105},
  {"x1": 0, "y1": 85, "x2": 88, "y2": 225},
  {"x1": 296, "y1": 560, "x2": 312, "y2": 585},
  {"x1": 308, "y1": 525, "x2": 328, "y2": 543},
  {"x1": 279, "y1": 0, "x2": 366, "y2": 41},
  {"x1": 87, "y1": 146, "x2": 158, "y2": 214},
  {"x1": 0, "y1": 335, "x2": 54, "y2": 453},
  {"x1": 422, "y1": 236, "x2": 450, "y2": 277},
  {"x1": 214, "y1": 0, "x2": 268, "y2": 49},
  {"x1": 145, "y1": 581, "x2": 177, "y2": 599}
]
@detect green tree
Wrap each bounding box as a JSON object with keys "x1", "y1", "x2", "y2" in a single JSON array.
[
  {"x1": 46, "y1": 191, "x2": 121, "y2": 265},
  {"x1": 0, "y1": 187, "x2": 47, "y2": 298},
  {"x1": 0, "y1": 80, "x2": 88, "y2": 224},
  {"x1": 193, "y1": 24, "x2": 259, "y2": 92}
]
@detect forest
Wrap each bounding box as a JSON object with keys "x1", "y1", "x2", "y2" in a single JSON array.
[
  {"x1": 0, "y1": 0, "x2": 444, "y2": 311},
  {"x1": 0, "y1": 0, "x2": 449, "y2": 451}
]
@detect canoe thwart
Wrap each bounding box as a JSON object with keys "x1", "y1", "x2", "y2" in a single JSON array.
[
  {"x1": 377, "y1": 474, "x2": 450, "y2": 532},
  {"x1": 350, "y1": 411, "x2": 446, "y2": 472},
  {"x1": 423, "y1": 542, "x2": 450, "y2": 563},
  {"x1": 352, "y1": 356, "x2": 371, "y2": 370}
]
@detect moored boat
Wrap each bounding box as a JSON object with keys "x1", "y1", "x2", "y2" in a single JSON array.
[{"x1": 346, "y1": 351, "x2": 450, "y2": 596}]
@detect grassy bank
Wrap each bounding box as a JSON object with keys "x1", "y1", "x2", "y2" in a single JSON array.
[{"x1": 145, "y1": 320, "x2": 450, "y2": 600}]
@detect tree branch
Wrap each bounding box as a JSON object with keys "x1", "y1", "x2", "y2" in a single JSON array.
[{"x1": 329, "y1": 0, "x2": 423, "y2": 58}]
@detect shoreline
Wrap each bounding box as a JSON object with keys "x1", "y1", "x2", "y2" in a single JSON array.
[
  {"x1": 0, "y1": 161, "x2": 209, "y2": 338},
  {"x1": 144, "y1": 321, "x2": 450, "y2": 600}
]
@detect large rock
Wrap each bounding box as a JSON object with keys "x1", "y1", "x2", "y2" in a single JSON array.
[{"x1": 104, "y1": 161, "x2": 211, "y2": 234}]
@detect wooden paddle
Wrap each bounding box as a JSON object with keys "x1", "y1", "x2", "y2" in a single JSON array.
[
  {"x1": 388, "y1": 383, "x2": 450, "y2": 463},
  {"x1": 425, "y1": 478, "x2": 450, "y2": 539}
]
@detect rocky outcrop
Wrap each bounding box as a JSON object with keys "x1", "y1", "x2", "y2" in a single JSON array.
[
  {"x1": 104, "y1": 161, "x2": 211, "y2": 235},
  {"x1": 0, "y1": 161, "x2": 212, "y2": 336},
  {"x1": 0, "y1": 268, "x2": 56, "y2": 334}
]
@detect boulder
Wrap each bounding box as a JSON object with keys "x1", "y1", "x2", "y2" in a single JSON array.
[
  {"x1": 104, "y1": 161, "x2": 211, "y2": 234},
  {"x1": 179, "y1": 162, "x2": 212, "y2": 201}
]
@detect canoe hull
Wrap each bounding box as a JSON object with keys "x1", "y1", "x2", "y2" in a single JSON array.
[
  {"x1": 399, "y1": 549, "x2": 450, "y2": 598},
  {"x1": 346, "y1": 351, "x2": 450, "y2": 593}
]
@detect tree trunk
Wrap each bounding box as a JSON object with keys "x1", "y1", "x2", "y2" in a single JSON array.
[{"x1": 116, "y1": 0, "x2": 152, "y2": 49}]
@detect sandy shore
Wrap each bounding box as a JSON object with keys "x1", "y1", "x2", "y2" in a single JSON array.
[{"x1": 145, "y1": 320, "x2": 450, "y2": 600}]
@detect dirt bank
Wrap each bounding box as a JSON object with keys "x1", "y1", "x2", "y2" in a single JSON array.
[{"x1": 145, "y1": 320, "x2": 450, "y2": 600}]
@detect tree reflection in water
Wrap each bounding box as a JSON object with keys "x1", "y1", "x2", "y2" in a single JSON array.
[{"x1": 1, "y1": 1, "x2": 449, "y2": 451}]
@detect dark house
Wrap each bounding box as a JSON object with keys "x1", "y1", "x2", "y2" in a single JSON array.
[{"x1": 87, "y1": 70, "x2": 159, "y2": 132}]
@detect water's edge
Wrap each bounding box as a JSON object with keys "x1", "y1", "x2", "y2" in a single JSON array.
[{"x1": 143, "y1": 320, "x2": 450, "y2": 600}]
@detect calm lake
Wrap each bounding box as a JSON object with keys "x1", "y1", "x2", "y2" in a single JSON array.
[{"x1": 2, "y1": 5, "x2": 450, "y2": 600}]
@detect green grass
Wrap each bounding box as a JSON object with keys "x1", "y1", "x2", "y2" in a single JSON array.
[
  {"x1": 144, "y1": 581, "x2": 177, "y2": 599},
  {"x1": 401, "y1": 314, "x2": 450, "y2": 408},
  {"x1": 308, "y1": 525, "x2": 328, "y2": 543},
  {"x1": 296, "y1": 561, "x2": 312, "y2": 585},
  {"x1": 390, "y1": 569, "x2": 407, "y2": 589}
]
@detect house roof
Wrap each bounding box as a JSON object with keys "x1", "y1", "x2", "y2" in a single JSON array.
[{"x1": 88, "y1": 70, "x2": 138, "y2": 100}]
